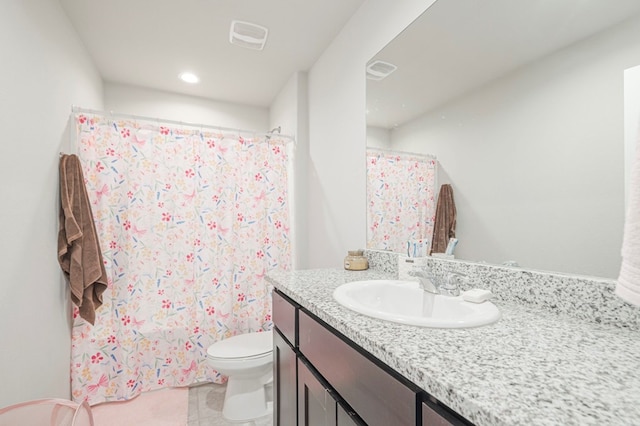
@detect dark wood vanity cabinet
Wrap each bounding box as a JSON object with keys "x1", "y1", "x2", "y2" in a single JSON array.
[
  {"x1": 273, "y1": 289, "x2": 471, "y2": 426},
  {"x1": 297, "y1": 357, "x2": 365, "y2": 426},
  {"x1": 298, "y1": 310, "x2": 415, "y2": 426},
  {"x1": 422, "y1": 398, "x2": 464, "y2": 426},
  {"x1": 273, "y1": 290, "x2": 298, "y2": 426},
  {"x1": 298, "y1": 357, "x2": 337, "y2": 426},
  {"x1": 337, "y1": 403, "x2": 362, "y2": 426},
  {"x1": 274, "y1": 328, "x2": 297, "y2": 426}
]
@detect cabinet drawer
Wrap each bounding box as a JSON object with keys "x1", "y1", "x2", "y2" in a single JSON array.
[
  {"x1": 273, "y1": 290, "x2": 297, "y2": 346},
  {"x1": 299, "y1": 311, "x2": 417, "y2": 426},
  {"x1": 422, "y1": 402, "x2": 454, "y2": 426}
]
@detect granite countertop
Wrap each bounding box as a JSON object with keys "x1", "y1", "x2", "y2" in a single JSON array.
[{"x1": 267, "y1": 268, "x2": 640, "y2": 426}]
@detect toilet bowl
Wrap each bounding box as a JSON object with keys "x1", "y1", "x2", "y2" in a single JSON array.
[{"x1": 207, "y1": 330, "x2": 273, "y2": 422}]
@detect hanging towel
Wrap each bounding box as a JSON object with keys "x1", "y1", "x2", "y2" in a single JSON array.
[
  {"x1": 617, "y1": 128, "x2": 640, "y2": 306},
  {"x1": 431, "y1": 184, "x2": 456, "y2": 254},
  {"x1": 57, "y1": 154, "x2": 108, "y2": 324}
]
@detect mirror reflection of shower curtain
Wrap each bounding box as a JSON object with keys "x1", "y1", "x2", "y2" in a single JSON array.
[
  {"x1": 69, "y1": 112, "x2": 292, "y2": 404},
  {"x1": 366, "y1": 149, "x2": 437, "y2": 253}
]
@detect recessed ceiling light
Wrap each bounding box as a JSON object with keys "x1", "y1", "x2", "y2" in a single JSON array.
[{"x1": 179, "y1": 72, "x2": 199, "y2": 84}]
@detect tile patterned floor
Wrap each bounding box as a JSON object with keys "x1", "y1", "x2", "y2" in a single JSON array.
[{"x1": 187, "y1": 383, "x2": 273, "y2": 426}]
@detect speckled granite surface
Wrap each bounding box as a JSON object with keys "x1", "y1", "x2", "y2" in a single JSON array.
[
  {"x1": 423, "y1": 258, "x2": 640, "y2": 331},
  {"x1": 363, "y1": 250, "x2": 398, "y2": 274},
  {"x1": 267, "y1": 268, "x2": 640, "y2": 426},
  {"x1": 364, "y1": 249, "x2": 640, "y2": 331}
]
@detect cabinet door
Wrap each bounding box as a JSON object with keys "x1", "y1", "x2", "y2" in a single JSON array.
[
  {"x1": 298, "y1": 358, "x2": 337, "y2": 426},
  {"x1": 274, "y1": 328, "x2": 297, "y2": 426},
  {"x1": 299, "y1": 311, "x2": 417, "y2": 426},
  {"x1": 337, "y1": 401, "x2": 365, "y2": 426},
  {"x1": 422, "y1": 402, "x2": 454, "y2": 426},
  {"x1": 422, "y1": 399, "x2": 471, "y2": 426}
]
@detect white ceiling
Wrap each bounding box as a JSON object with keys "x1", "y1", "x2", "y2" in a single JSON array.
[
  {"x1": 367, "y1": 0, "x2": 640, "y2": 129},
  {"x1": 59, "y1": 0, "x2": 365, "y2": 108}
]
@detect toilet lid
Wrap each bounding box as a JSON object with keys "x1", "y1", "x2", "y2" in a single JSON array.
[{"x1": 207, "y1": 330, "x2": 273, "y2": 359}]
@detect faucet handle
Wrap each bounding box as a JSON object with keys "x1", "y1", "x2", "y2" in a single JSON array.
[
  {"x1": 440, "y1": 272, "x2": 469, "y2": 297},
  {"x1": 446, "y1": 272, "x2": 470, "y2": 287},
  {"x1": 446, "y1": 272, "x2": 468, "y2": 284}
]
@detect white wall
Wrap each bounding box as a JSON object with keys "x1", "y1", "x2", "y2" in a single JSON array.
[
  {"x1": 366, "y1": 126, "x2": 392, "y2": 149},
  {"x1": 0, "y1": 0, "x2": 103, "y2": 406},
  {"x1": 105, "y1": 82, "x2": 269, "y2": 131},
  {"x1": 306, "y1": 0, "x2": 436, "y2": 268},
  {"x1": 270, "y1": 72, "x2": 310, "y2": 269},
  {"x1": 270, "y1": 72, "x2": 305, "y2": 139},
  {"x1": 390, "y1": 16, "x2": 640, "y2": 278}
]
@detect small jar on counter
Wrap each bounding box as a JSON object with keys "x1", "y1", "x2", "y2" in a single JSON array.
[{"x1": 344, "y1": 250, "x2": 369, "y2": 271}]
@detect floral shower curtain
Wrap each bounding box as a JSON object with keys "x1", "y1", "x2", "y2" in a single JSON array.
[
  {"x1": 70, "y1": 113, "x2": 291, "y2": 404},
  {"x1": 366, "y1": 149, "x2": 437, "y2": 254}
]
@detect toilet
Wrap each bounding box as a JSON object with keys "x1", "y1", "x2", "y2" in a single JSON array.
[{"x1": 207, "y1": 330, "x2": 273, "y2": 422}]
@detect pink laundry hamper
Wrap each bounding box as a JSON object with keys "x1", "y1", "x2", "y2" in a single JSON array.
[{"x1": 0, "y1": 398, "x2": 93, "y2": 426}]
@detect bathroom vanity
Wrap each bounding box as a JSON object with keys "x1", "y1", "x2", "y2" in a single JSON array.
[
  {"x1": 269, "y1": 267, "x2": 640, "y2": 426},
  {"x1": 273, "y1": 288, "x2": 467, "y2": 426}
]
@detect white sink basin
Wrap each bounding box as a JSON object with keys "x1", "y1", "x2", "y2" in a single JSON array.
[{"x1": 333, "y1": 280, "x2": 501, "y2": 328}]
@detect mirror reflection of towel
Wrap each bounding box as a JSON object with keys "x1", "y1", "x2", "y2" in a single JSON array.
[
  {"x1": 431, "y1": 184, "x2": 456, "y2": 254},
  {"x1": 57, "y1": 154, "x2": 108, "y2": 325},
  {"x1": 617, "y1": 132, "x2": 640, "y2": 306}
]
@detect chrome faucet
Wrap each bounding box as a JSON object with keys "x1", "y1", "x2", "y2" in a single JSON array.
[
  {"x1": 407, "y1": 269, "x2": 438, "y2": 294},
  {"x1": 440, "y1": 272, "x2": 469, "y2": 297},
  {"x1": 408, "y1": 269, "x2": 470, "y2": 297}
]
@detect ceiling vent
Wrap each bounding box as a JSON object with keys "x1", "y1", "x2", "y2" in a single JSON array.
[
  {"x1": 366, "y1": 60, "x2": 397, "y2": 80},
  {"x1": 229, "y1": 20, "x2": 269, "y2": 51}
]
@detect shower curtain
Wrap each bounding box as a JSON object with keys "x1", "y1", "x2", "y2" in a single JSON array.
[
  {"x1": 366, "y1": 149, "x2": 437, "y2": 254},
  {"x1": 69, "y1": 113, "x2": 291, "y2": 404}
]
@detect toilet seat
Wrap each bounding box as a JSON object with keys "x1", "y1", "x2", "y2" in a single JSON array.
[
  {"x1": 207, "y1": 331, "x2": 273, "y2": 359},
  {"x1": 208, "y1": 351, "x2": 270, "y2": 361},
  {"x1": 207, "y1": 330, "x2": 273, "y2": 360}
]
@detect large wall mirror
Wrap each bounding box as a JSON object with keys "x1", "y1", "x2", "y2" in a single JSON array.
[{"x1": 366, "y1": 0, "x2": 640, "y2": 278}]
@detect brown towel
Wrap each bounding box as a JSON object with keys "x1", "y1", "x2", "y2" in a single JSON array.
[
  {"x1": 57, "y1": 154, "x2": 108, "y2": 325},
  {"x1": 431, "y1": 184, "x2": 457, "y2": 254}
]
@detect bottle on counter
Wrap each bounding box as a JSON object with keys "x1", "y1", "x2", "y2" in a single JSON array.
[{"x1": 344, "y1": 249, "x2": 369, "y2": 271}]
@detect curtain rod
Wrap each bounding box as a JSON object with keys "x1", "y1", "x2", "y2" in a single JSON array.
[
  {"x1": 71, "y1": 106, "x2": 295, "y2": 143},
  {"x1": 366, "y1": 147, "x2": 437, "y2": 160}
]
